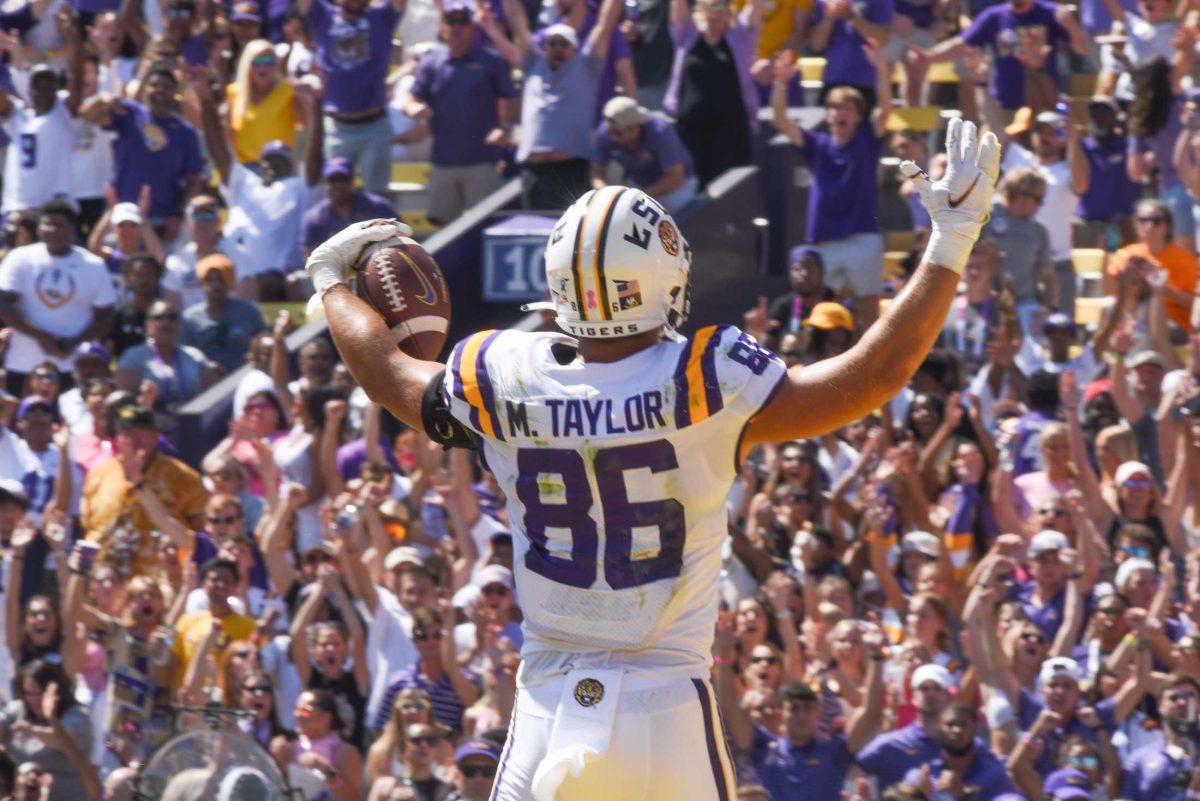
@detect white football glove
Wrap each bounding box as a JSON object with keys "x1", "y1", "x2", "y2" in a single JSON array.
[
  {"x1": 305, "y1": 218, "x2": 414, "y2": 317},
  {"x1": 899, "y1": 117, "x2": 1001, "y2": 275}
]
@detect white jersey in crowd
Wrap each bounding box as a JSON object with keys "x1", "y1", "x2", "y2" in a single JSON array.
[
  {"x1": 1, "y1": 93, "x2": 76, "y2": 214},
  {"x1": 220, "y1": 163, "x2": 318, "y2": 277},
  {"x1": 70, "y1": 116, "x2": 116, "y2": 202},
  {"x1": 0, "y1": 243, "x2": 116, "y2": 372},
  {"x1": 443, "y1": 324, "x2": 785, "y2": 685}
]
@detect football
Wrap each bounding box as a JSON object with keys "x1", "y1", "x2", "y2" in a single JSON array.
[{"x1": 355, "y1": 236, "x2": 452, "y2": 360}]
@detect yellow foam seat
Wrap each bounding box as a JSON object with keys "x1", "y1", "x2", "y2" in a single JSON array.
[
  {"x1": 886, "y1": 106, "x2": 942, "y2": 133},
  {"x1": 390, "y1": 161, "x2": 432, "y2": 187},
  {"x1": 1075, "y1": 296, "x2": 1108, "y2": 327},
  {"x1": 1072, "y1": 248, "x2": 1106, "y2": 277},
  {"x1": 799, "y1": 57, "x2": 826, "y2": 83},
  {"x1": 886, "y1": 230, "x2": 916, "y2": 252}
]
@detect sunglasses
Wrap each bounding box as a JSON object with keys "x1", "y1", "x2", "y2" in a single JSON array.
[
  {"x1": 444, "y1": 13, "x2": 472, "y2": 24},
  {"x1": 149, "y1": 312, "x2": 180, "y2": 322},
  {"x1": 461, "y1": 766, "x2": 496, "y2": 779},
  {"x1": 780, "y1": 454, "x2": 810, "y2": 463},
  {"x1": 1123, "y1": 478, "x2": 1151, "y2": 490},
  {"x1": 409, "y1": 735, "x2": 441, "y2": 746},
  {"x1": 544, "y1": 38, "x2": 573, "y2": 48},
  {"x1": 1136, "y1": 216, "x2": 1167, "y2": 225},
  {"x1": 243, "y1": 685, "x2": 272, "y2": 695},
  {"x1": 1039, "y1": 507, "x2": 1066, "y2": 517},
  {"x1": 191, "y1": 207, "x2": 219, "y2": 221},
  {"x1": 1121, "y1": 544, "x2": 1150, "y2": 559},
  {"x1": 412, "y1": 629, "x2": 443, "y2": 641},
  {"x1": 750, "y1": 655, "x2": 781, "y2": 665},
  {"x1": 1067, "y1": 754, "x2": 1099, "y2": 770},
  {"x1": 251, "y1": 55, "x2": 276, "y2": 67},
  {"x1": 207, "y1": 513, "x2": 240, "y2": 525},
  {"x1": 399, "y1": 700, "x2": 431, "y2": 712},
  {"x1": 481, "y1": 584, "x2": 510, "y2": 596},
  {"x1": 32, "y1": 372, "x2": 59, "y2": 381}
]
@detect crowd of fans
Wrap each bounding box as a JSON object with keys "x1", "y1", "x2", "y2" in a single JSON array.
[{"x1": 0, "y1": 0, "x2": 1193, "y2": 796}]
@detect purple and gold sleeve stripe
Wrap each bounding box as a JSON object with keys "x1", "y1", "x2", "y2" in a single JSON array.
[
  {"x1": 673, "y1": 325, "x2": 726, "y2": 429},
  {"x1": 451, "y1": 329, "x2": 505, "y2": 441}
]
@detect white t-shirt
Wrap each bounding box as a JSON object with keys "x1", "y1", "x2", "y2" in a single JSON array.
[
  {"x1": 70, "y1": 116, "x2": 116, "y2": 201},
  {"x1": 221, "y1": 163, "x2": 316, "y2": 276},
  {"x1": 1003, "y1": 144, "x2": 1074, "y2": 262},
  {"x1": 1, "y1": 94, "x2": 77, "y2": 213},
  {"x1": 0, "y1": 428, "x2": 40, "y2": 484},
  {"x1": 365, "y1": 587, "x2": 418, "y2": 722},
  {"x1": 0, "y1": 243, "x2": 117, "y2": 372}
]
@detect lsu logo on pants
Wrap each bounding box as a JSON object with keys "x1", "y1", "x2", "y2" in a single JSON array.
[{"x1": 574, "y1": 678, "x2": 605, "y2": 708}]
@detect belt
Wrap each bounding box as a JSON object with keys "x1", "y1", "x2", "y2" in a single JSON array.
[{"x1": 329, "y1": 108, "x2": 385, "y2": 124}]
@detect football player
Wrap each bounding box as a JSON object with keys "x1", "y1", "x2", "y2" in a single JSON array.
[{"x1": 309, "y1": 118, "x2": 1000, "y2": 801}]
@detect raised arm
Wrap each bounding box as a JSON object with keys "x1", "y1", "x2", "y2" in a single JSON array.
[
  {"x1": 769, "y1": 52, "x2": 805, "y2": 148},
  {"x1": 437, "y1": 599, "x2": 481, "y2": 706},
  {"x1": 499, "y1": 0, "x2": 533, "y2": 60},
  {"x1": 585, "y1": 0, "x2": 623, "y2": 62},
  {"x1": 712, "y1": 614, "x2": 753, "y2": 750},
  {"x1": 743, "y1": 120, "x2": 1000, "y2": 446},
  {"x1": 194, "y1": 66, "x2": 232, "y2": 185},
  {"x1": 314, "y1": 223, "x2": 445, "y2": 431},
  {"x1": 288, "y1": 575, "x2": 324, "y2": 685}
]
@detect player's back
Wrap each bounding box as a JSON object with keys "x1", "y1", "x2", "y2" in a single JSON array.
[{"x1": 445, "y1": 324, "x2": 784, "y2": 679}]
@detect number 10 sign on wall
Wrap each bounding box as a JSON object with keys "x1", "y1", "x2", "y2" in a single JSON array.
[{"x1": 482, "y1": 215, "x2": 556, "y2": 302}]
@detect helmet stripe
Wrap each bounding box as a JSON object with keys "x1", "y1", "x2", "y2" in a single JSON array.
[
  {"x1": 591, "y1": 186, "x2": 627, "y2": 321},
  {"x1": 570, "y1": 192, "x2": 602, "y2": 321}
]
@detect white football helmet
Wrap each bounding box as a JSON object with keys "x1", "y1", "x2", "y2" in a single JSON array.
[{"x1": 530, "y1": 186, "x2": 692, "y2": 339}]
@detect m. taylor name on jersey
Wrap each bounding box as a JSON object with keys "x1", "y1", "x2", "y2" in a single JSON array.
[{"x1": 505, "y1": 392, "x2": 668, "y2": 439}]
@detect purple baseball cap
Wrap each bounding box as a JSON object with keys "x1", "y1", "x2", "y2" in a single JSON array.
[
  {"x1": 322, "y1": 157, "x2": 353, "y2": 181},
  {"x1": 15, "y1": 395, "x2": 54, "y2": 421},
  {"x1": 231, "y1": 1, "x2": 261, "y2": 22},
  {"x1": 259, "y1": 140, "x2": 293, "y2": 162},
  {"x1": 454, "y1": 739, "x2": 501, "y2": 764},
  {"x1": 788, "y1": 245, "x2": 823, "y2": 268},
  {"x1": 1044, "y1": 769, "x2": 1091, "y2": 800},
  {"x1": 74, "y1": 341, "x2": 110, "y2": 363}
]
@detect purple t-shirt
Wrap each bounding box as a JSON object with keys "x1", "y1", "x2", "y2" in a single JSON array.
[
  {"x1": 1010, "y1": 409, "x2": 1057, "y2": 477},
  {"x1": 70, "y1": 0, "x2": 121, "y2": 14},
  {"x1": 592, "y1": 114, "x2": 694, "y2": 187},
  {"x1": 810, "y1": 0, "x2": 894, "y2": 89},
  {"x1": 962, "y1": 0, "x2": 1067, "y2": 109},
  {"x1": 103, "y1": 100, "x2": 204, "y2": 221},
  {"x1": 180, "y1": 35, "x2": 210, "y2": 67},
  {"x1": 301, "y1": 190, "x2": 396, "y2": 250},
  {"x1": 797, "y1": 124, "x2": 880, "y2": 243},
  {"x1": 1018, "y1": 690, "x2": 1111, "y2": 775},
  {"x1": 1077, "y1": 134, "x2": 1138, "y2": 221},
  {"x1": 1121, "y1": 742, "x2": 1196, "y2": 801},
  {"x1": 901, "y1": 747, "x2": 1017, "y2": 797},
  {"x1": 307, "y1": 0, "x2": 400, "y2": 115},
  {"x1": 411, "y1": 45, "x2": 517, "y2": 166},
  {"x1": 1129, "y1": 96, "x2": 1183, "y2": 191},
  {"x1": 541, "y1": 9, "x2": 631, "y2": 121}
]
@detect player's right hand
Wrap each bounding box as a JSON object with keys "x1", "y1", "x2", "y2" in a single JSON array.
[
  {"x1": 899, "y1": 118, "x2": 1000, "y2": 274},
  {"x1": 305, "y1": 219, "x2": 413, "y2": 317}
]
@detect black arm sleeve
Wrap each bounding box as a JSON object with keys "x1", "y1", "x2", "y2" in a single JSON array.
[{"x1": 421, "y1": 369, "x2": 480, "y2": 450}]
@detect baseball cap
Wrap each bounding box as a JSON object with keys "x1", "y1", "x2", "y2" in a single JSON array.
[
  {"x1": 231, "y1": 1, "x2": 262, "y2": 22},
  {"x1": 115, "y1": 404, "x2": 157, "y2": 430},
  {"x1": 74, "y1": 341, "x2": 110, "y2": 363},
  {"x1": 911, "y1": 663, "x2": 954, "y2": 691},
  {"x1": 0, "y1": 478, "x2": 29, "y2": 509},
  {"x1": 1084, "y1": 379, "x2": 1112, "y2": 404},
  {"x1": 1127, "y1": 351, "x2": 1165, "y2": 370},
  {"x1": 802, "y1": 301, "x2": 854, "y2": 332},
  {"x1": 900, "y1": 530, "x2": 940, "y2": 559},
  {"x1": 1038, "y1": 656, "x2": 1082, "y2": 687},
  {"x1": 384, "y1": 546, "x2": 426, "y2": 571},
  {"x1": 603, "y1": 96, "x2": 648, "y2": 128},
  {"x1": 28, "y1": 63, "x2": 57, "y2": 81},
  {"x1": 1042, "y1": 312, "x2": 1075, "y2": 333},
  {"x1": 476, "y1": 564, "x2": 514, "y2": 591},
  {"x1": 15, "y1": 396, "x2": 54, "y2": 421},
  {"x1": 1114, "y1": 460, "x2": 1152, "y2": 487},
  {"x1": 111, "y1": 202, "x2": 143, "y2": 226},
  {"x1": 1028, "y1": 529, "x2": 1069, "y2": 559},
  {"x1": 259, "y1": 140, "x2": 293, "y2": 162},
  {"x1": 1004, "y1": 106, "x2": 1034, "y2": 138},
  {"x1": 322, "y1": 157, "x2": 354, "y2": 181},
  {"x1": 196, "y1": 252, "x2": 235, "y2": 286},
  {"x1": 1115, "y1": 557, "x2": 1155, "y2": 591},
  {"x1": 443, "y1": 0, "x2": 474, "y2": 18},
  {"x1": 541, "y1": 22, "x2": 579, "y2": 47},
  {"x1": 455, "y1": 738, "x2": 501, "y2": 764},
  {"x1": 788, "y1": 244, "x2": 823, "y2": 268},
  {"x1": 1044, "y1": 769, "x2": 1091, "y2": 801},
  {"x1": 1035, "y1": 110, "x2": 1067, "y2": 132}
]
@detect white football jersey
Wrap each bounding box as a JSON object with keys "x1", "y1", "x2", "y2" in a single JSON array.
[
  {"x1": 1, "y1": 95, "x2": 76, "y2": 214},
  {"x1": 444, "y1": 325, "x2": 786, "y2": 682}
]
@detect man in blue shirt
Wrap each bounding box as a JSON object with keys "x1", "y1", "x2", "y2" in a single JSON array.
[
  {"x1": 298, "y1": 0, "x2": 407, "y2": 195},
  {"x1": 590, "y1": 97, "x2": 697, "y2": 213},
  {"x1": 856, "y1": 663, "x2": 954, "y2": 787},
  {"x1": 1121, "y1": 677, "x2": 1200, "y2": 801},
  {"x1": 903, "y1": 704, "x2": 1018, "y2": 799},
  {"x1": 715, "y1": 619, "x2": 886, "y2": 800},
  {"x1": 499, "y1": 0, "x2": 623, "y2": 209},
  {"x1": 404, "y1": 0, "x2": 518, "y2": 226},
  {"x1": 300, "y1": 158, "x2": 397, "y2": 258}
]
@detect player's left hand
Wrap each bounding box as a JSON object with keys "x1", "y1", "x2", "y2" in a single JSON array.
[
  {"x1": 899, "y1": 117, "x2": 1000, "y2": 275},
  {"x1": 305, "y1": 219, "x2": 413, "y2": 316}
]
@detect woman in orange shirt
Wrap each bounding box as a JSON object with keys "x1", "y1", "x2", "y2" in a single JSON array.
[{"x1": 226, "y1": 39, "x2": 309, "y2": 166}]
